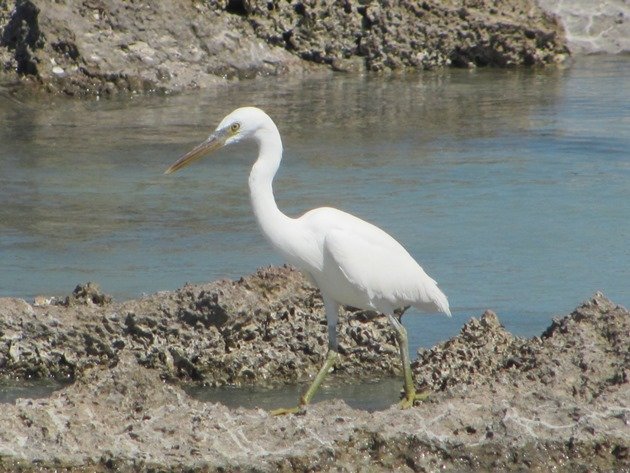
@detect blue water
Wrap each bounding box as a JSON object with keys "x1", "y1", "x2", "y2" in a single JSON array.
[{"x1": 1, "y1": 56, "x2": 628, "y2": 355}]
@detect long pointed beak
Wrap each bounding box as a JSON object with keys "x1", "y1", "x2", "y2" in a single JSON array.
[{"x1": 164, "y1": 131, "x2": 227, "y2": 175}]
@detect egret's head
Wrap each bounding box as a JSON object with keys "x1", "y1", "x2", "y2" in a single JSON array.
[{"x1": 164, "y1": 106, "x2": 274, "y2": 174}]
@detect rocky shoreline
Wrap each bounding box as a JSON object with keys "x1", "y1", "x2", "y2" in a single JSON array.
[
  {"x1": 0, "y1": 267, "x2": 628, "y2": 471},
  {"x1": 0, "y1": 267, "x2": 400, "y2": 386},
  {"x1": 0, "y1": 0, "x2": 568, "y2": 97}
]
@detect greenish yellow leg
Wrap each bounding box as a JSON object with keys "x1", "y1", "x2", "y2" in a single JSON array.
[
  {"x1": 270, "y1": 349, "x2": 338, "y2": 416},
  {"x1": 387, "y1": 314, "x2": 429, "y2": 409},
  {"x1": 271, "y1": 297, "x2": 340, "y2": 416},
  {"x1": 300, "y1": 349, "x2": 338, "y2": 405}
]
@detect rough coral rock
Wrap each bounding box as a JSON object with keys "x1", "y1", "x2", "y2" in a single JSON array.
[
  {"x1": 0, "y1": 0, "x2": 568, "y2": 96},
  {"x1": 0, "y1": 289, "x2": 627, "y2": 472},
  {"x1": 0, "y1": 266, "x2": 399, "y2": 385}
]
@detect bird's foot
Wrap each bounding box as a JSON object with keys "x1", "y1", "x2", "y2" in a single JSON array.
[
  {"x1": 270, "y1": 405, "x2": 306, "y2": 416},
  {"x1": 399, "y1": 389, "x2": 429, "y2": 409}
]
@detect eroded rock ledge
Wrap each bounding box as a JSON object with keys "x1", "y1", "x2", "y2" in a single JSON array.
[
  {"x1": 0, "y1": 0, "x2": 568, "y2": 97},
  {"x1": 0, "y1": 267, "x2": 628, "y2": 471},
  {"x1": 0, "y1": 266, "x2": 399, "y2": 385}
]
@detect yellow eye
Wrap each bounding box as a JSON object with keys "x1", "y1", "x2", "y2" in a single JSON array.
[{"x1": 230, "y1": 123, "x2": 240, "y2": 133}]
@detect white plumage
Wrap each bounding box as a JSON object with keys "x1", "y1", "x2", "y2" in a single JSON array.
[
  {"x1": 166, "y1": 106, "x2": 450, "y2": 413},
  {"x1": 294, "y1": 206, "x2": 449, "y2": 315}
]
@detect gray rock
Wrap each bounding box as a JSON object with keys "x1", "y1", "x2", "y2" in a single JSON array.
[
  {"x1": 242, "y1": 0, "x2": 568, "y2": 70},
  {"x1": 0, "y1": 266, "x2": 400, "y2": 385},
  {"x1": 0, "y1": 0, "x2": 568, "y2": 97},
  {"x1": 538, "y1": 0, "x2": 630, "y2": 54},
  {"x1": 413, "y1": 292, "x2": 630, "y2": 402},
  {"x1": 0, "y1": 0, "x2": 310, "y2": 97},
  {"x1": 0, "y1": 289, "x2": 627, "y2": 471}
]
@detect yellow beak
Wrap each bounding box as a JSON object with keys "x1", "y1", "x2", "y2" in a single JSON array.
[{"x1": 164, "y1": 129, "x2": 228, "y2": 175}]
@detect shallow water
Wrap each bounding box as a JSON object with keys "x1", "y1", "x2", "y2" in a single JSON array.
[
  {"x1": 187, "y1": 377, "x2": 402, "y2": 412},
  {"x1": 0, "y1": 379, "x2": 66, "y2": 404},
  {"x1": 0, "y1": 376, "x2": 400, "y2": 410},
  {"x1": 1, "y1": 56, "x2": 629, "y2": 359}
]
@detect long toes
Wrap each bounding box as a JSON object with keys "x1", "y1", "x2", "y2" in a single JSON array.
[
  {"x1": 270, "y1": 406, "x2": 305, "y2": 416},
  {"x1": 399, "y1": 397, "x2": 414, "y2": 409},
  {"x1": 399, "y1": 390, "x2": 430, "y2": 409},
  {"x1": 414, "y1": 390, "x2": 430, "y2": 402}
]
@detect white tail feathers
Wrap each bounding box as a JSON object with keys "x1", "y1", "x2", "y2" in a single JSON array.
[
  {"x1": 433, "y1": 288, "x2": 451, "y2": 317},
  {"x1": 413, "y1": 283, "x2": 451, "y2": 317}
]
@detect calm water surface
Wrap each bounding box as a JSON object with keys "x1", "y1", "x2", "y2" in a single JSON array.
[
  {"x1": 0, "y1": 379, "x2": 66, "y2": 404},
  {"x1": 1, "y1": 56, "x2": 628, "y2": 366},
  {"x1": 186, "y1": 377, "x2": 402, "y2": 412}
]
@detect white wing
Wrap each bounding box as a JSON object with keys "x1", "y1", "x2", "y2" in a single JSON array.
[{"x1": 300, "y1": 207, "x2": 450, "y2": 316}]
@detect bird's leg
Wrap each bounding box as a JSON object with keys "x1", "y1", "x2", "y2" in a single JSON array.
[
  {"x1": 299, "y1": 348, "x2": 338, "y2": 405},
  {"x1": 271, "y1": 298, "x2": 340, "y2": 416},
  {"x1": 387, "y1": 311, "x2": 428, "y2": 409}
]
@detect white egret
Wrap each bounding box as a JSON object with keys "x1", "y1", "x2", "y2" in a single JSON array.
[{"x1": 165, "y1": 107, "x2": 451, "y2": 414}]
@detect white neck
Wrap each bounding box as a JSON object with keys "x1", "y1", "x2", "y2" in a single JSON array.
[{"x1": 247, "y1": 125, "x2": 295, "y2": 255}]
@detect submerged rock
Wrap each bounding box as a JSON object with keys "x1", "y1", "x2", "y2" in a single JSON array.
[{"x1": 0, "y1": 290, "x2": 627, "y2": 472}]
